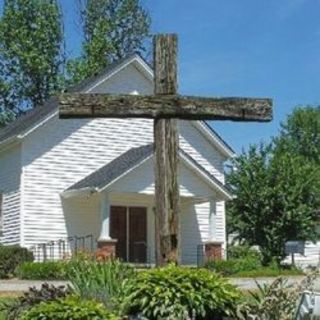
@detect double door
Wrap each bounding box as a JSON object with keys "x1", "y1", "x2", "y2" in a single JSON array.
[{"x1": 110, "y1": 206, "x2": 147, "y2": 263}]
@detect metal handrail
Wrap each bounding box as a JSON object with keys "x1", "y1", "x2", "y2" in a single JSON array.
[{"x1": 30, "y1": 234, "x2": 94, "y2": 262}]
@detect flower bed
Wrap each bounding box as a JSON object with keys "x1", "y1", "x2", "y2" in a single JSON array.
[{"x1": 2, "y1": 258, "x2": 243, "y2": 320}]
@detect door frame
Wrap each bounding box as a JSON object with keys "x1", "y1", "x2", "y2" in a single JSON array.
[{"x1": 110, "y1": 203, "x2": 149, "y2": 262}]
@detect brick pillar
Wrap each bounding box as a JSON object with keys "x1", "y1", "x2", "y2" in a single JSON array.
[
  {"x1": 204, "y1": 241, "x2": 223, "y2": 262},
  {"x1": 96, "y1": 239, "x2": 117, "y2": 260}
]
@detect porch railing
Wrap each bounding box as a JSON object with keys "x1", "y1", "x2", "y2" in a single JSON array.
[
  {"x1": 29, "y1": 236, "x2": 154, "y2": 264},
  {"x1": 30, "y1": 234, "x2": 96, "y2": 262},
  {"x1": 30, "y1": 239, "x2": 213, "y2": 265}
]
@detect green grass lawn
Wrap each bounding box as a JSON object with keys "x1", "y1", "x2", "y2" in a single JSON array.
[{"x1": 228, "y1": 266, "x2": 304, "y2": 278}]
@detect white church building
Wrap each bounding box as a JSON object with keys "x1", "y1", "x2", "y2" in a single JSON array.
[{"x1": 0, "y1": 54, "x2": 235, "y2": 265}]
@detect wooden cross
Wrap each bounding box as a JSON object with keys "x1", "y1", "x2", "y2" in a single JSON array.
[{"x1": 59, "y1": 34, "x2": 272, "y2": 266}]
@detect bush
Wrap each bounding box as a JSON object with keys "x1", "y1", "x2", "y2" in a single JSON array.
[
  {"x1": 205, "y1": 259, "x2": 238, "y2": 276},
  {"x1": 21, "y1": 296, "x2": 119, "y2": 320},
  {"x1": 120, "y1": 265, "x2": 240, "y2": 320},
  {"x1": 0, "y1": 283, "x2": 71, "y2": 320},
  {"x1": 68, "y1": 257, "x2": 135, "y2": 310},
  {"x1": 205, "y1": 245, "x2": 265, "y2": 276},
  {"x1": 0, "y1": 245, "x2": 33, "y2": 278},
  {"x1": 206, "y1": 257, "x2": 262, "y2": 276},
  {"x1": 17, "y1": 261, "x2": 68, "y2": 280},
  {"x1": 228, "y1": 245, "x2": 262, "y2": 261}
]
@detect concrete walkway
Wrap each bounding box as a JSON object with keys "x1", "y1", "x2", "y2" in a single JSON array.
[
  {"x1": 0, "y1": 280, "x2": 69, "y2": 292},
  {"x1": 230, "y1": 276, "x2": 306, "y2": 290},
  {"x1": 0, "y1": 276, "x2": 316, "y2": 292}
]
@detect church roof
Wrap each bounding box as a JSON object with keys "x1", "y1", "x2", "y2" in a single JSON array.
[
  {"x1": 0, "y1": 96, "x2": 58, "y2": 145},
  {"x1": 0, "y1": 54, "x2": 234, "y2": 157},
  {"x1": 0, "y1": 54, "x2": 140, "y2": 146},
  {"x1": 67, "y1": 144, "x2": 154, "y2": 192},
  {"x1": 64, "y1": 144, "x2": 233, "y2": 200}
]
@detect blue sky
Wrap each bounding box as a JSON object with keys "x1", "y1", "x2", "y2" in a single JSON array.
[{"x1": 62, "y1": 0, "x2": 320, "y2": 153}]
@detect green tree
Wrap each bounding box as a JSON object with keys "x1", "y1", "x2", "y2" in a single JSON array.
[
  {"x1": 67, "y1": 0, "x2": 150, "y2": 84},
  {"x1": 0, "y1": 0, "x2": 65, "y2": 114},
  {"x1": 227, "y1": 143, "x2": 320, "y2": 265},
  {"x1": 0, "y1": 59, "x2": 16, "y2": 127},
  {"x1": 275, "y1": 106, "x2": 320, "y2": 163},
  {"x1": 0, "y1": 110, "x2": 15, "y2": 128}
]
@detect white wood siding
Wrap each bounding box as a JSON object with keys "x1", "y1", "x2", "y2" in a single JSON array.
[
  {"x1": 90, "y1": 63, "x2": 153, "y2": 95},
  {"x1": 181, "y1": 202, "x2": 208, "y2": 264},
  {"x1": 62, "y1": 194, "x2": 101, "y2": 240},
  {"x1": 0, "y1": 144, "x2": 21, "y2": 245},
  {"x1": 17, "y1": 62, "x2": 228, "y2": 259},
  {"x1": 179, "y1": 121, "x2": 225, "y2": 183},
  {"x1": 110, "y1": 158, "x2": 219, "y2": 198}
]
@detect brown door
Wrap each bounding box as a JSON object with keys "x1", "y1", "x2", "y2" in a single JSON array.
[
  {"x1": 129, "y1": 207, "x2": 147, "y2": 263},
  {"x1": 110, "y1": 206, "x2": 127, "y2": 261}
]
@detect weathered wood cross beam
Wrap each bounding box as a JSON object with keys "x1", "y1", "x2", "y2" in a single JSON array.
[
  {"x1": 58, "y1": 94, "x2": 271, "y2": 121},
  {"x1": 59, "y1": 34, "x2": 273, "y2": 266}
]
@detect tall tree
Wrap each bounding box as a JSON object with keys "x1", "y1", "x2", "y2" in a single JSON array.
[
  {"x1": 228, "y1": 107, "x2": 320, "y2": 264},
  {"x1": 0, "y1": 59, "x2": 16, "y2": 127},
  {"x1": 274, "y1": 106, "x2": 320, "y2": 163},
  {"x1": 67, "y1": 0, "x2": 150, "y2": 84},
  {"x1": 227, "y1": 142, "x2": 320, "y2": 265},
  {"x1": 0, "y1": 0, "x2": 65, "y2": 114}
]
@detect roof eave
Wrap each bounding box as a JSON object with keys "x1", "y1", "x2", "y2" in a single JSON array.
[
  {"x1": 64, "y1": 150, "x2": 233, "y2": 201},
  {"x1": 132, "y1": 55, "x2": 153, "y2": 82},
  {"x1": 84, "y1": 54, "x2": 153, "y2": 94},
  {"x1": 179, "y1": 152, "x2": 233, "y2": 201},
  {"x1": 98, "y1": 153, "x2": 153, "y2": 192},
  {"x1": 18, "y1": 110, "x2": 58, "y2": 140},
  {"x1": 195, "y1": 121, "x2": 236, "y2": 159},
  {"x1": 61, "y1": 187, "x2": 98, "y2": 199}
]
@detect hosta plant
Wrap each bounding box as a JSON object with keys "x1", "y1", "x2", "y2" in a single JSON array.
[
  {"x1": 120, "y1": 264, "x2": 240, "y2": 320},
  {"x1": 21, "y1": 296, "x2": 119, "y2": 320}
]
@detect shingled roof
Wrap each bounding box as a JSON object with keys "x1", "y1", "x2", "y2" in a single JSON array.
[
  {"x1": 65, "y1": 143, "x2": 232, "y2": 199},
  {"x1": 0, "y1": 54, "x2": 140, "y2": 146},
  {"x1": 67, "y1": 144, "x2": 154, "y2": 192},
  {"x1": 0, "y1": 97, "x2": 58, "y2": 144}
]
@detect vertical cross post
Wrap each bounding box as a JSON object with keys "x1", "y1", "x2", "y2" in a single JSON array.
[{"x1": 154, "y1": 34, "x2": 180, "y2": 266}]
